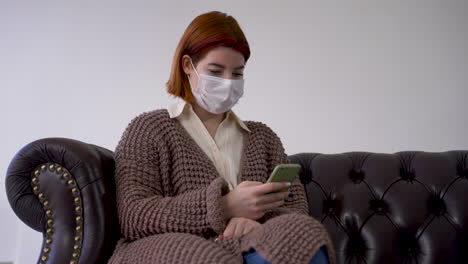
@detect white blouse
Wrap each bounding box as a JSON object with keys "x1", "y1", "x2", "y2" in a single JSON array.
[{"x1": 168, "y1": 100, "x2": 250, "y2": 190}]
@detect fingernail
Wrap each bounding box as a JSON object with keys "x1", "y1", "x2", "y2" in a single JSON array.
[{"x1": 288, "y1": 193, "x2": 296, "y2": 198}]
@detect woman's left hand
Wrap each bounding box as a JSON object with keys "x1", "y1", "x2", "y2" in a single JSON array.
[{"x1": 222, "y1": 217, "x2": 261, "y2": 239}]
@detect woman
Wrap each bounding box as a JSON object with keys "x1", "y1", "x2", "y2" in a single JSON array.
[{"x1": 109, "y1": 11, "x2": 335, "y2": 264}]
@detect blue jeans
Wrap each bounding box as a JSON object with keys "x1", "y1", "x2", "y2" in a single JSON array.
[{"x1": 242, "y1": 247, "x2": 329, "y2": 264}]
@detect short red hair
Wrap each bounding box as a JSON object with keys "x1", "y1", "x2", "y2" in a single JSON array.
[{"x1": 166, "y1": 11, "x2": 250, "y2": 103}]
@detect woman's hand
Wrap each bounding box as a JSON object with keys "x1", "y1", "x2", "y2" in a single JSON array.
[
  {"x1": 222, "y1": 217, "x2": 261, "y2": 239},
  {"x1": 222, "y1": 181, "x2": 292, "y2": 220}
]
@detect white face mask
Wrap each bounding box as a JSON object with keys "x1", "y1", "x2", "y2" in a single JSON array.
[{"x1": 188, "y1": 60, "x2": 244, "y2": 114}]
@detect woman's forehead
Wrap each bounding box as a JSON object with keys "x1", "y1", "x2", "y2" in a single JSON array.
[{"x1": 200, "y1": 46, "x2": 245, "y2": 67}]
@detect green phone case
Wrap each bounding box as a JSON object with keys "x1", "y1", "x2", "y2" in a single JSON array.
[{"x1": 267, "y1": 164, "x2": 301, "y2": 192}]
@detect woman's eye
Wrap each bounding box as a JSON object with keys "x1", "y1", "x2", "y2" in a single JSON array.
[
  {"x1": 209, "y1": 70, "x2": 222, "y2": 75},
  {"x1": 233, "y1": 73, "x2": 244, "y2": 77}
]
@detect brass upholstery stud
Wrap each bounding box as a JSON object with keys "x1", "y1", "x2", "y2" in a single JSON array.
[
  {"x1": 72, "y1": 252, "x2": 79, "y2": 258},
  {"x1": 41, "y1": 165, "x2": 47, "y2": 170},
  {"x1": 43, "y1": 247, "x2": 50, "y2": 253},
  {"x1": 46, "y1": 210, "x2": 52, "y2": 216},
  {"x1": 34, "y1": 170, "x2": 40, "y2": 176},
  {"x1": 73, "y1": 244, "x2": 81, "y2": 250},
  {"x1": 57, "y1": 167, "x2": 63, "y2": 173},
  {"x1": 75, "y1": 206, "x2": 81, "y2": 213},
  {"x1": 49, "y1": 164, "x2": 55, "y2": 171},
  {"x1": 43, "y1": 201, "x2": 50, "y2": 207},
  {"x1": 32, "y1": 177, "x2": 39, "y2": 184},
  {"x1": 46, "y1": 238, "x2": 53, "y2": 244},
  {"x1": 76, "y1": 226, "x2": 82, "y2": 232},
  {"x1": 70, "y1": 260, "x2": 77, "y2": 264},
  {"x1": 74, "y1": 197, "x2": 80, "y2": 203},
  {"x1": 74, "y1": 236, "x2": 81, "y2": 241},
  {"x1": 63, "y1": 172, "x2": 70, "y2": 179},
  {"x1": 46, "y1": 228, "x2": 53, "y2": 234},
  {"x1": 41, "y1": 255, "x2": 48, "y2": 261},
  {"x1": 68, "y1": 180, "x2": 75, "y2": 185},
  {"x1": 47, "y1": 219, "x2": 53, "y2": 226},
  {"x1": 76, "y1": 216, "x2": 82, "y2": 222},
  {"x1": 38, "y1": 193, "x2": 45, "y2": 199},
  {"x1": 33, "y1": 186, "x2": 39, "y2": 192},
  {"x1": 72, "y1": 188, "x2": 79, "y2": 194}
]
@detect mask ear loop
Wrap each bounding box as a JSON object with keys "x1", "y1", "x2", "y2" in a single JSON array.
[
  {"x1": 187, "y1": 58, "x2": 200, "y2": 91},
  {"x1": 190, "y1": 58, "x2": 200, "y2": 77}
]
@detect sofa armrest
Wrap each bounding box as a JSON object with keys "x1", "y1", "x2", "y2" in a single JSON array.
[{"x1": 6, "y1": 138, "x2": 119, "y2": 264}]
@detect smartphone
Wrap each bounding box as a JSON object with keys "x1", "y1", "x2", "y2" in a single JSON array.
[{"x1": 266, "y1": 164, "x2": 301, "y2": 192}]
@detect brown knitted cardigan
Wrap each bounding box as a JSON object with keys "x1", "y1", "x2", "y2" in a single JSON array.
[{"x1": 109, "y1": 109, "x2": 336, "y2": 264}]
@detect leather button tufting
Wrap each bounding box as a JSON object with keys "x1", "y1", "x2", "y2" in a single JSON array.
[
  {"x1": 457, "y1": 166, "x2": 468, "y2": 179},
  {"x1": 322, "y1": 197, "x2": 339, "y2": 216},
  {"x1": 427, "y1": 194, "x2": 446, "y2": 216},
  {"x1": 398, "y1": 231, "x2": 420, "y2": 259},
  {"x1": 399, "y1": 168, "x2": 416, "y2": 181},
  {"x1": 345, "y1": 229, "x2": 368, "y2": 262},
  {"x1": 370, "y1": 199, "x2": 388, "y2": 215},
  {"x1": 349, "y1": 169, "x2": 365, "y2": 184}
]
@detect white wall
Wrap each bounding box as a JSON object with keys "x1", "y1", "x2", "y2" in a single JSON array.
[{"x1": 1, "y1": 0, "x2": 468, "y2": 263}]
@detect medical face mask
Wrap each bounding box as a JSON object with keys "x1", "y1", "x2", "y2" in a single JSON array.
[{"x1": 188, "y1": 60, "x2": 244, "y2": 114}]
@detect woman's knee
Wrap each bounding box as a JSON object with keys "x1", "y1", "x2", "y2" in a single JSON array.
[{"x1": 265, "y1": 213, "x2": 324, "y2": 231}]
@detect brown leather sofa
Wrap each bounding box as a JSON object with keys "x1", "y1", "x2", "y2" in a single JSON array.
[{"x1": 6, "y1": 138, "x2": 468, "y2": 263}]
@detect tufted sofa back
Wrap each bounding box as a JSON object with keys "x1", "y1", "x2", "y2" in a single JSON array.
[{"x1": 290, "y1": 152, "x2": 468, "y2": 263}]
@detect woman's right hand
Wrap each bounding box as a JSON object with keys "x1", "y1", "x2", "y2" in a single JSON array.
[{"x1": 222, "y1": 181, "x2": 292, "y2": 220}]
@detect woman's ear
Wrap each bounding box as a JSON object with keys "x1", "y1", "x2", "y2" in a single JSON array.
[{"x1": 181, "y1": 55, "x2": 193, "y2": 76}]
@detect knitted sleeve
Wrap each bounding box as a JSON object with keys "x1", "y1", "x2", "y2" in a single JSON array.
[
  {"x1": 114, "y1": 112, "x2": 230, "y2": 241},
  {"x1": 257, "y1": 124, "x2": 310, "y2": 223}
]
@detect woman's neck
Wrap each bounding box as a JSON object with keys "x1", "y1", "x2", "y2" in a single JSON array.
[{"x1": 191, "y1": 102, "x2": 226, "y2": 138}]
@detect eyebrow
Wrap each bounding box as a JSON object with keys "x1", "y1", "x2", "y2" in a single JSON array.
[{"x1": 207, "y1": 63, "x2": 245, "y2": 70}]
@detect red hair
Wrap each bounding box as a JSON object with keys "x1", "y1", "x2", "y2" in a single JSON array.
[{"x1": 166, "y1": 11, "x2": 250, "y2": 103}]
